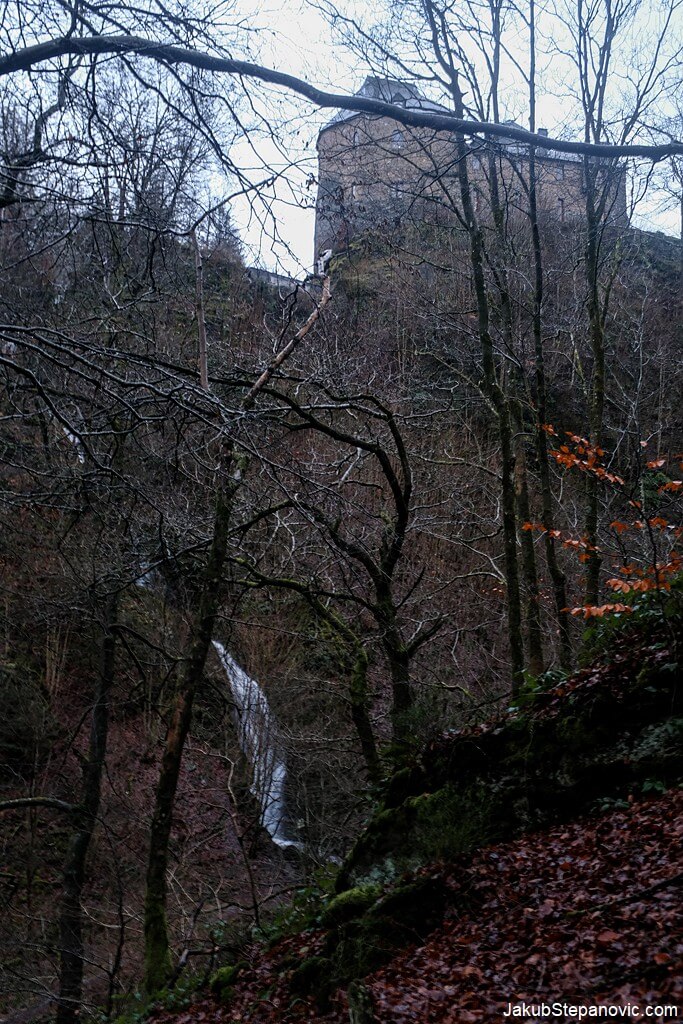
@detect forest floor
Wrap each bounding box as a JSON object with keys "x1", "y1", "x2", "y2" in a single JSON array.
[{"x1": 148, "y1": 786, "x2": 682, "y2": 1024}]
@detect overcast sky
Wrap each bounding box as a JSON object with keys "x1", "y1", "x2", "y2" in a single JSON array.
[{"x1": 226, "y1": 0, "x2": 681, "y2": 277}]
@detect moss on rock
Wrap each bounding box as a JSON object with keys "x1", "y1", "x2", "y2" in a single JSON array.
[
  {"x1": 288, "y1": 607, "x2": 682, "y2": 1010},
  {"x1": 289, "y1": 955, "x2": 334, "y2": 1003},
  {"x1": 292, "y1": 874, "x2": 450, "y2": 1005},
  {"x1": 209, "y1": 962, "x2": 245, "y2": 1002},
  {"x1": 321, "y1": 885, "x2": 382, "y2": 928},
  {"x1": 337, "y1": 783, "x2": 506, "y2": 890}
]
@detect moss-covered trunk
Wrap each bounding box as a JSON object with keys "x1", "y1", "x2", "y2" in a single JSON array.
[
  {"x1": 386, "y1": 640, "x2": 413, "y2": 757},
  {"x1": 348, "y1": 645, "x2": 381, "y2": 783}
]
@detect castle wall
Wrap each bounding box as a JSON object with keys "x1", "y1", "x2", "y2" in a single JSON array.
[{"x1": 314, "y1": 113, "x2": 628, "y2": 261}]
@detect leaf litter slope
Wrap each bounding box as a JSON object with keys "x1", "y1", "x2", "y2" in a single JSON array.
[{"x1": 151, "y1": 787, "x2": 682, "y2": 1023}]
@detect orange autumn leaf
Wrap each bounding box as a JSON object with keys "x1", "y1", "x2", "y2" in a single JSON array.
[
  {"x1": 658, "y1": 553, "x2": 682, "y2": 574},
  {"x1": 646, "y1": 458, "x2": 666, "y2": 469},
  {"x1": 565, "y1": 432, "x2": 590, "y2": 446},
  {"x1": 610, "y1": 521, "x2": 630, "y2": 534},
  {"x1": 570, "y1": 603, "x2": 632, "y2": 618}
]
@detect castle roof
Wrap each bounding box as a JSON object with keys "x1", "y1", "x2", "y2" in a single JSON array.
[
  {"x1": 319, "y1": 80, "x2": 581, "y2": 163},
  {"x1": 319, "y1": 76, "x2": 449, "y2": 133},
  {"x1": 495, "y1": 120, "x2": 582, "y2": 163}
]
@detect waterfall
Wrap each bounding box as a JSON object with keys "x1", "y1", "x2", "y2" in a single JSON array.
[
  {"x1": 61, "y1": 424, "x2": 85, "y2": 463},
  {"x1": 135, "y1": 563, "x2": 155, "y2": 589},
  {"x1": 213, "y1": 641, "x2": 298, "y2": 849}
]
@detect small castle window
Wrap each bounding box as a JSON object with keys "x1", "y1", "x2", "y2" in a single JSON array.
[
  {"x1": 558, "y1": 197, "x2": 565, "y2": 222},
  {"x1": 392, "y1": 129, "x2": 405, "y2": 149},
  {"x1": 555, "y1": 164, "x2": 565, "y2": 181}
]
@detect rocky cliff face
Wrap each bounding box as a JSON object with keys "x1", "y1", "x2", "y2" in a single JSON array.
[
  {"x1": 278, "y1": 601, "x2": 681, "y2": 1008},
  {"x1": 337, "y1": 609, "x2": 682, "y2": 891}
]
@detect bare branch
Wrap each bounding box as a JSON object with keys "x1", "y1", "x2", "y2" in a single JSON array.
[
  {"x1": 1, "y1": 35, "x2": 681, "y2": 159},
  {"x1": 0, "y1": 797, "x2": 77, "y2": 814}
]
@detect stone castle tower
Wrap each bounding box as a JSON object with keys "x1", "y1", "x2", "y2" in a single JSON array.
[{"x1": 314, "y1": 77, "x2": 627, "y2": 264}]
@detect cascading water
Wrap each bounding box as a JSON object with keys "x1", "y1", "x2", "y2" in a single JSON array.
[
  {"x1": 61, "y1": 423, "x2": 85, "y2": 463},
  {"x1": 213, "y1": 641, "x2": 299, "y2": 850}
]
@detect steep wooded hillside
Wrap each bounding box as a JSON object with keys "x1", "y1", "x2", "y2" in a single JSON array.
[
  {"x1": 136, "y1": 601, "x2": 682, "y2": 1024},
  {"x1": 2, "y1": 5, "x2": 682, "y2": 1016}
]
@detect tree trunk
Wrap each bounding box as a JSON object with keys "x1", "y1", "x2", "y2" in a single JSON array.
[
  {"x1": 143, "y1": 273, "x2": 333, "y2": 992},
  {"x1": 374, "y1": 580, "x2": 414, "y2": 756},
  {"x1": 387, "y1": 642, "x2": 413, "y2": 754},
  {"x1": 348, "y1": 644, "x2": 381, "y2": 783},
  {"x1": 450, "y1": 125, "x2": 524, "y2": 690},
  {"x1": 144, "y1": 479, "x2": 236, "y2": 993},
  {"x1": 191, "y1": 227, "x2": 209, "y2": 391},
  {"x1": 513, "y1": 429, "x2": 544, "y2": 676},
  {"x1": 529, "y1": 225, "x2": 573, "y2": 669},
  {"x1": 486, "y1": 149, "x2": 544, "y2": 678},
  {"x1": 56, "y1": 595, "x2": 118, "y2": 1024},
  {"x1": 583, "y1": 161, "x2": 606, "y2": 607},
  {"x1": 526, "y1": 11, "x2": 572, "y2": 668},
  {"x1": 314, "y1": 602, "x2": 380, "y2": 783}
]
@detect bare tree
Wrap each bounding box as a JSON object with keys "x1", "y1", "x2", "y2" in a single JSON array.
[{"x1": 0, "y1": 2, "x2": 681, "y2": 1015}]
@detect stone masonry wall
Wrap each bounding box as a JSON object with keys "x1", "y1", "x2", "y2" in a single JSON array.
[{"x1": 314, "y1": 113, "x2": 627, "y2": 261}]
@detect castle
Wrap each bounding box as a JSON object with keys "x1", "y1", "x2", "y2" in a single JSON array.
[{"x1": 314, "y1": 77, "x2": 628, "y2": 264}]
